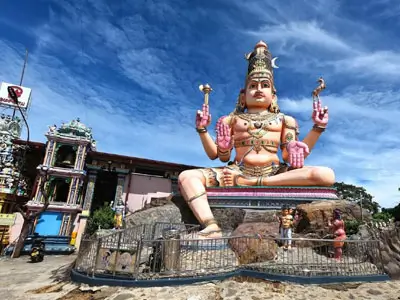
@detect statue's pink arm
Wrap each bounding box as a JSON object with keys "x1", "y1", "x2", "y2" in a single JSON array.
[
  {"x1": 280, "y1": 115, "x2": 323, "y2": 159},
  {"x1": 216, "y1": 116, "x2": 234, "y2": 163},
  {"x1": 302, "y1": 129, "x2": 324, "y2": 158},
  {"x1": 199, "y1": 131, "x2": 218, "y2": 160},
  {"x1": 280, "y1": 115, "x2": 298, "y2": 162}
]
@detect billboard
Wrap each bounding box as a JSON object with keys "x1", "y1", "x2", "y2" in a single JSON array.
[
  {"x1": 0, "y1": 82, "x2": 31, "y2": 109},
  {"x1": 0, "y1": 213, "x2": 16, "y2": 226}
]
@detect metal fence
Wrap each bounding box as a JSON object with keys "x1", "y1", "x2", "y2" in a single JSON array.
[{"x1": 74, "y1": 223, "x2": 385, "y2": 281}]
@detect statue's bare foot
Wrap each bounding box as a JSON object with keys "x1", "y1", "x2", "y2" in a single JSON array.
[
  {"x1": 222, "y1": 168, "x2": 250, "y2": 186},
  {"x1": 197, "y1": 224, "x2": 222, "y2": 239}
]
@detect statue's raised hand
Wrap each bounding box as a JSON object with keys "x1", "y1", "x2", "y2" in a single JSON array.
[
  {"x1": 286, "y1": 141, "x2": 310, "y2": 169},
  {"x1": 216, "y1": 116, "x2": 233, "y2": 151},
  {"x1": 196, "y1": 104, "x2": 211, "y2": 128},
  {"x1": 312, "y1": 99, "x2": 329, "y2": 127}
]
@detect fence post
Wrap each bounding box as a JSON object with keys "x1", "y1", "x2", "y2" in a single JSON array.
[
  {"x1": 162, "y1": 228, "x2": 181, "y2": 272},
  {"x1": 92, "y1": 237, "x2": 102, "y2": 277},
  {"x1": 376, "y1": 236, "x2": 386, "y2": 274},
  {"x1": 112, "y1": 231, "x2": 123, "y2": 276},
  {"x1": 133, "y1": 233, "x2": 144, "y2": 278}
]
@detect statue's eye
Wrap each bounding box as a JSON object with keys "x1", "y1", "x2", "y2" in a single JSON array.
[
  {"x1": 263, "y1": 83, "x2": 270, "y2": 88},
  {"x1": 250, "y1": 84, "x2": 256, "y2": 89}
]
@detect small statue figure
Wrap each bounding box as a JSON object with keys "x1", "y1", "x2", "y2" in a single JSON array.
[
  {"x1": 279, "y1": 205, "x2": 293, "y2": 250},
  {"x1": 328, "y1": 209, "x2": 346, "y2": 260},
  {"x1": 178, "y1": 41, "x2": 335, "y2": 238},
  {"x1": 49, "y1": 124, "x2": 57, "y2": 133},
  {"x1": 114, "y1": 211, "x2": 123, "y2": 230}
]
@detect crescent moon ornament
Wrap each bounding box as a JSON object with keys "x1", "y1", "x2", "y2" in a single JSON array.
[{"x1": 271, "y1": 57, "x2": 279, "y2": 69}]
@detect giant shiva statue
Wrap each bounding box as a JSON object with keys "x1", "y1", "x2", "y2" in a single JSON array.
[{"x1": 178, "y1": 41, "x2": 335, "y2": 238}]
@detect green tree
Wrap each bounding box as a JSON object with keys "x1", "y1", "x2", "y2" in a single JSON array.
[
  {"x1": 333, "y1": 182, "x2": 380, "y2": 214},
  {"x1": 372, "y1": 211, "x2": 393, "y2": 222},
  {"x1": 382, "y1": 205, "x2": 400, "y2": 221},
  {"x1": 86, "y1": 203, "x2": 115, "y2": 236}
]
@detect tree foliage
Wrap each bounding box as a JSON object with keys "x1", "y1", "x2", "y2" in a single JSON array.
[
  {"x1": 372, "y1": 211, "x2": 394, "y2": 222},
  {"x1": 382, "y1": 205, "x2": 400, "y2": 221},
  {"x1": 86, "y1": 203, "x2": 115, "y2": 236},
  {"x1": 333, "y1": 182, "x2": 380, "y2": 214}
]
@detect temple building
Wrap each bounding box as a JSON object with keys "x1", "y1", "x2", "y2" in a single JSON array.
[{"x1": 0, "y1": 118, "x2": 198, "y2": 251}]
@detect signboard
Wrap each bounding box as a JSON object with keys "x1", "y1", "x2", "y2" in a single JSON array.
[
  {"x1": 0, "y1": 213, "x2": 16, "y2": 226},
  {"x1": 0, "y1": 187, "x2": 13, "y2": 195},
  {"x1": 0, "y1": 82, "x2": 31, "y2": 109}
]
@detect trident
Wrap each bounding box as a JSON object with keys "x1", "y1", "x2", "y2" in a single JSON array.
[{"x1": 312, "y1": 77, "x2": 326, "y2": 102}]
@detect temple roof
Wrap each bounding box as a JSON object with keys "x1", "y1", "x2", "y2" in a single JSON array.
[
  {"x1": 46, "y1": 118, "x2": 93, "y2": 142},
  {"x1": 13, "y1": 139, "x2": 201, "y2": 170},
  {"x1": 58, "y1": 118, "x2": 92, "y2": 138}
]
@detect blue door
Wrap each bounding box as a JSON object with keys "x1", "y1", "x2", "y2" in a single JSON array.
[{"x1": 35, "y1": 212, "x2": 63, "y2": 236}]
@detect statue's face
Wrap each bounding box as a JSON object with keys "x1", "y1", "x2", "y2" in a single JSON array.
[
  {"x1": 282, "y1": 209, "x2": 288, "y2": 216},
  {"x1": 245, "y1": 75, "x2": 275, "y2": 109}
]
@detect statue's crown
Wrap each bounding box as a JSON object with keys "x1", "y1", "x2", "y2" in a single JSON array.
[{"x1": 245, "y1": 41, "x2": 273, "y2": 79}]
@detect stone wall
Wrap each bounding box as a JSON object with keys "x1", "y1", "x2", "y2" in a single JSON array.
[
  {"x1": 353, "y1": 225, "x2": 400, "y2": 279},
  {"x1": 124, "y1": 197, "x2": 400, "y2": 278}
]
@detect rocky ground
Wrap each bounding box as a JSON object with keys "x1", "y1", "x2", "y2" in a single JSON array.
[{"x1": 0, "y1": 254, "x2": 399, "y2": 300}]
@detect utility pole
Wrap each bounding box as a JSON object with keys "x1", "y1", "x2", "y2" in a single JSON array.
[{"x1": 12, "y1": 49, "x2": 28, "y2": 119}]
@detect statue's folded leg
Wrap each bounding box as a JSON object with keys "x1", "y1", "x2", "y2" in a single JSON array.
[
  {"x1": 178, "y1": 168, "x2": 224, "y2": 238},
  {"x1": 229, "y1": 165, "x2": 335, "y2": 187},
  {"x1": 263, "y1": 166, "x2": 335, "y2": 186}
]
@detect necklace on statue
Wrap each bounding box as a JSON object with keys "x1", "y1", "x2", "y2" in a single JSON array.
[
  {"x1": 253, "y1": 121, "x2": 263, "y2": 129},
  {"x1": 237, "y1": 111, "x2": 279, "y2": 123}
]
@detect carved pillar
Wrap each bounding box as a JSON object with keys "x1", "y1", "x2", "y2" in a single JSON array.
[
  {"x1": 171, "y1": 176, "x2": 179, "y2": 195},
  {"x1": 79, "y1": 145, "x2": 88, "y2": 170},
  {"x1": 44, "y1": 140, "x2": 56, "y2": 166},
  {"x1": 114, "y1": 173, "x2": 126, "y2": 208},
  {"x1": 75, "y1": 179, "x2": 84, "y2": 206},
  {"x1": 83, "y1": 171, "x2": 97, "y2": 212},
  {"x1": 72, "y1": 145, "x2": 80, "y2": 170},
  {"x1": 34, "y1": 177, "x2": 43, "y2": 203},
  {"x1": 74, "y1": 144, "x2": 86, "y2": 170},
  {"x1": 67, "y1": 177, "x2": 80, "y2": 205}
]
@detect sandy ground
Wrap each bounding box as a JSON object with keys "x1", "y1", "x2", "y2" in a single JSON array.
[{"x1": 0, "y1": 254, "x2": 399, "y2": 300}]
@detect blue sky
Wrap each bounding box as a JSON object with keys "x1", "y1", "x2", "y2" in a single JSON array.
[{"x1": 0, "y1": 0, "x2": 399, "y2": 207}]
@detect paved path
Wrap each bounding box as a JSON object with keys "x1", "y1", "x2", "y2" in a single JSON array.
[
  {"x1": 0, "y1": 254, "x2": 76, "y2": 300},
  {"x1": 1, "y1": 254, "x2": 400, "y2": 300}
]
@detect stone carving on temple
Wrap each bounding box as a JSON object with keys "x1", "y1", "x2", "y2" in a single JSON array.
[{"x1": 0, "y1": 114, "x2": 28, "y2": 196}]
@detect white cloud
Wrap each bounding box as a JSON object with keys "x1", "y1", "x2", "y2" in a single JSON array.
[
  {"x1": 279, "y1": 90, "x2": 400, "y2": 208},
  {"x1": 247, "y1": 21, "x2": 355, "y2": 54}
]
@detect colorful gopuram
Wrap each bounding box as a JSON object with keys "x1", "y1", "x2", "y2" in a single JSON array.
[
  {"x1": 4, "y1": 118, "x2": 198, "y2": 252},
  {"x1": 26, "y1": 118, "x2": 95, "y2": 238},
  {"x1": 0, "y1": 81, "x2": 32, "y2": 250},
  {"x1": 0, "y1": 115, "x2": 25, "y2": 249}
]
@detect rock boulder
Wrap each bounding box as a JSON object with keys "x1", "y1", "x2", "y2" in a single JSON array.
[
  {"x1": 295, "y1": 200, "x2": 372, "y2": 235},
  {"x1": 230, "y1": 222, "x2": 279, "y2": 239},
  {"x1": 126, "y1": 204, "x2": 183, "y2": 227},
  {"x1": 126, "y1": 196, "x2": 246, "y2": 231},
  {"x1": 229, "y1": 235, "x2": 278, "y2": 264}
]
